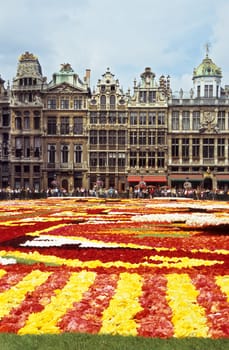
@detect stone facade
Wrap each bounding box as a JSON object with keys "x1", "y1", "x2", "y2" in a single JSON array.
[{"x1": 1, "y1": 51, "x2": 229, "y2": 194}]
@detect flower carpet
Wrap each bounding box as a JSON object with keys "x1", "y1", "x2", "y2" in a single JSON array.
[{"x1": 0, "y1": 197, "x2": 228, "y2": 339}]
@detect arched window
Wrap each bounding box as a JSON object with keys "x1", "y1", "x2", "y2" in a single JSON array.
[
  {"x1": 61, "y1": 145, "x2": 69, "y2": 163},
  {"x1": 48, "y1": 144, "x2": 56, "y2": 163},
  {"x1": 74, "y1": 144, "x2": 82, "y2": 163},
  {"x1": 15, "y1": 117, "x2": 22, "y2": 130},
  {"x1": 100, "y1": 95, "x2": 106, "y2": 107},
  {"x1": 110, "y1": 95, "x2": 116, "y2": 107}
]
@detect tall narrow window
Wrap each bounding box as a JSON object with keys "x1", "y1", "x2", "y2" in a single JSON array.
[
  {"x1": 48, "y1": 144, "x2": 56, "y2": 163},
  {"x1": 108, "y1": 152, "x2": 116, "y2": 166},
  {"x1": 192, "y1": 111, "x2": 200, "y2": 130},
  {"x1": 130, "y1": 151, "x2": 137, "y2": 167},
  {"x1": 218, "y1": 111, "x2": 225, "y2": 130},
  {"x1": 74, "y1": 97, "x2": 82, "y2": 109},
  {"x1": 90, "y1": 130, "x2": 97, "y2": 145},
  {"x1": 203, "y1": 138, "x2": 214, "y2": 159},
  {"x1": 47, "y1": 117, "x2": 57, "y2": 135},
  {"x1": 172, "y1": 138, "x2": 179, "y2": 157},
  {"x1": 73, "y1": 117, "x2": 83, "y2": 134},
  {"x1": 182, "y1": 139, "x2": 189, "y2": 159},
  {"x1": 192, "y1": 138, "x2": 200, "y2": 158},
  {"x1": 15, "y1": 117, "x2": 22, "y2": 130},
  {"x1": 118, "y1": 130, "x2": 126, "y2": 145},
  {"x1": 99, "y1": 130, "x2": 107, "y2": 145},
  {"x1": 172, "y1": 111, "x2": 179, "y2": 130},
  {"x1": 158, "y1": 112, "x2": 165, "y2": 125},
  {"x1": 90, "y1": 152, "x2": 98, "y2": 166},
  {"x1": 110, "y1": 95, "x2": 116, "y2": 108},
  {"x1": 74, "y1": 145, "x2": 82, "y2": 163},
  {"x1": 217, "y1": 138, "x2": 225, "y2": 158},
  {"x1": 24, "y1": 137, "x2": 30, "y2": 157},
  {"x1": 100, "y1": 95, "x2": 106, "y2": 108},
  {"x1": 61, "y1": 145, "x2": 69, "y2": 163},
  {"x1": 60, "y1": 117, "x2": 69, "y2": 135},
  {"x1": 182, "y1": 111, "x2": 190, "y2": 130}
]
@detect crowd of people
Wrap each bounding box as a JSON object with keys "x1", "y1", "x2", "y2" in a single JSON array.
[{"x1": 0, "y1": 185, "x2": 228, "y2": 201}]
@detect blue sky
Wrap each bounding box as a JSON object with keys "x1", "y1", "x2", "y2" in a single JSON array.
[{"x1": 0, "y1": 0, "x2": 229, "y2": 93}]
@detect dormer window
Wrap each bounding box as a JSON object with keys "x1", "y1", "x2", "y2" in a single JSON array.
[{"x1": 204, "y1": 85, "x2": 213, "y2": 98}]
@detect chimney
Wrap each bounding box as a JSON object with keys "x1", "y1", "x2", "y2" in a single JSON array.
[{"x1": 85, "y1": 69, "x2": 91, "y2": 85}]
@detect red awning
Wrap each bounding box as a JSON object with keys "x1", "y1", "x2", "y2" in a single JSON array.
[
  {"x1": 143, "y1": 175, "x2": 167, "y2": 182},
  {"x1": 216, "y1": 174, "x2": 229, "y2": 180},
  {"x1": 127, "y1": 176, "x2": 141, "y2": 182},
  {"x1": 169, "y1": 174, "x2": 202, "y2": 180},
  {"x1": 127, "y1": 175, "x2": 167, "y2": 183}
]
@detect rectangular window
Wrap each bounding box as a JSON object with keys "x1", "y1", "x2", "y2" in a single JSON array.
[
  {"x1": 192, "y1": 138, "x2": 200, "y2": 158},
  {"x1": 24, "y1": 137, "x2": 30, "y2": 157},
  {"x1": 60, "y1": 117, "x2": 69, "y2": 135},
  {"x1": 139, "y1": 91, "x2": 147, "y2": 103},
  {"x1": 108, "y1": 112, "x2": 116, "y2": 124},
  {"x1": 118, "y1": 130, "x2": 126, "y2": 145},
  {"x1": 217, "y1": 138, "x2": 225, "y2": 158},
  {"x1": 24, "y1": 116, "x2": 30, "y2": 129},
  {"x1": 172, "y1": 138, "x2": 179, "y2": 157},
  {"x1": 130, "y1": 131, "x2": 137, "y2": 145},
  {"x1": 108, "y1": 130, "x2": 116, "y2": 145},
  {"x1": 130, "y1": 112, "x2": 137, "y2": 125},
  {"x1": 172, "y1": 111, "x2": 179, "y2": 130},
  {"x1": 139, "y1": 131, "x2": 146, "y2": 145},
  {"x1": 158, "y1": 112, "x2": 165, "y2": 125},
  {"x1": 218, "y1": 111, "x2": 225, "y2": 130},
  {"x1": 47, "y1": 98, "x2": 56, "y2": 109},
  {"x1": 130, "y1": 151, "x2": 137, "y2": 167},
  {"x1": 99, "y1": 152, "x2": 106, "y2": 166},
  {"x1": 90, "y1": 112, "x2": 97, "y2": 124},
  {"x1": 118, "y1": 112, "x2": 126, "y2": 124},
  {"x1": 73, "y1": 117, "x2": 83, "y2": 134},
  {"x1": 139, "y1": 113, "x2": 146, "y2": 125},
  {"x1": 157, "y1": 131, "x2": 165, "y2": 145},
  {"x1": 90, "y1": 130, "x2": 97, "y2": 145},
  {"x1": 148, "y1": 151, "x2": 155, "y2": 167},
  {"x1": 61, "y1": 99, "x2": 69, "y2": 109},
  {"x1": 182, "y1": 139, "x2": 189, "y2": 158},
  {"x1": 34, "y1": 137, "x2": 41, "y2": 157},
  {"x1": 108, "y1": 152, "x2": 116, "y2": 166},
  {"x1": 34, "y1": 116, "x2": 40, "y2": 129},
  {"x1": 139, "y1": 151, "x2": 146, "y2": 167},
  {"x1": 182, "y1": 111, "x2": 190, "y2": 130},
  {"x1": 157, "y1": 151, "x2": 165, "y2": 168},
  {"x1": 90, "y1": 152, "x2": 97, "y2": 166},
  {"x1": 203, "y1": 138, "x2": 214, "y2": 159},
  {"x1": 148, "y1": 131, "x2": 156, "y2": 145},
  {"x1": 149, "y1": 91, "x2": 156, "y2": 103},
  {"x1": 74, "y1": 97, "x2": 82, "y2": 110},
  {"x1": 148, "y1": 112, "x2": 156, "y2": 125},
  {"x1": 99, "y1": 130, "x2": 107, "y2": 144},
  {"x1": 204, "y1": 85, "x2": 213, "y2": 98},
  {"x1": 118, "y1": 153, "x2": 125, "y2": 167},
  {"x1": 15, "y1": 137, "x2": 22, "y2": 157},
  {"x1": 47, "y1": 117, "x2": 57, "y2": 135},
  {"x1": 99, "y1": 112, "x2": 106, "y2": 124},
  {"x1": 192, "y1": 111, "x2": 200, "y2": 130}
]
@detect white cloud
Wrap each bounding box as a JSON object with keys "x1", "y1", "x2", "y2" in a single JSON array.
[{"x1": 0, "y1": 0, "x2": 228, "y2": 92}]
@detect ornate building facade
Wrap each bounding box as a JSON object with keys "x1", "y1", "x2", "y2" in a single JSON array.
[{"x1": 1, "y1": 50, "x2": 229, "y2": 194}]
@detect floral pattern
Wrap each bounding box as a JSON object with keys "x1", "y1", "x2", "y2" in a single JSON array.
[{"x1": 0, "y1": 198, "x2": 228, "y2": 338}]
